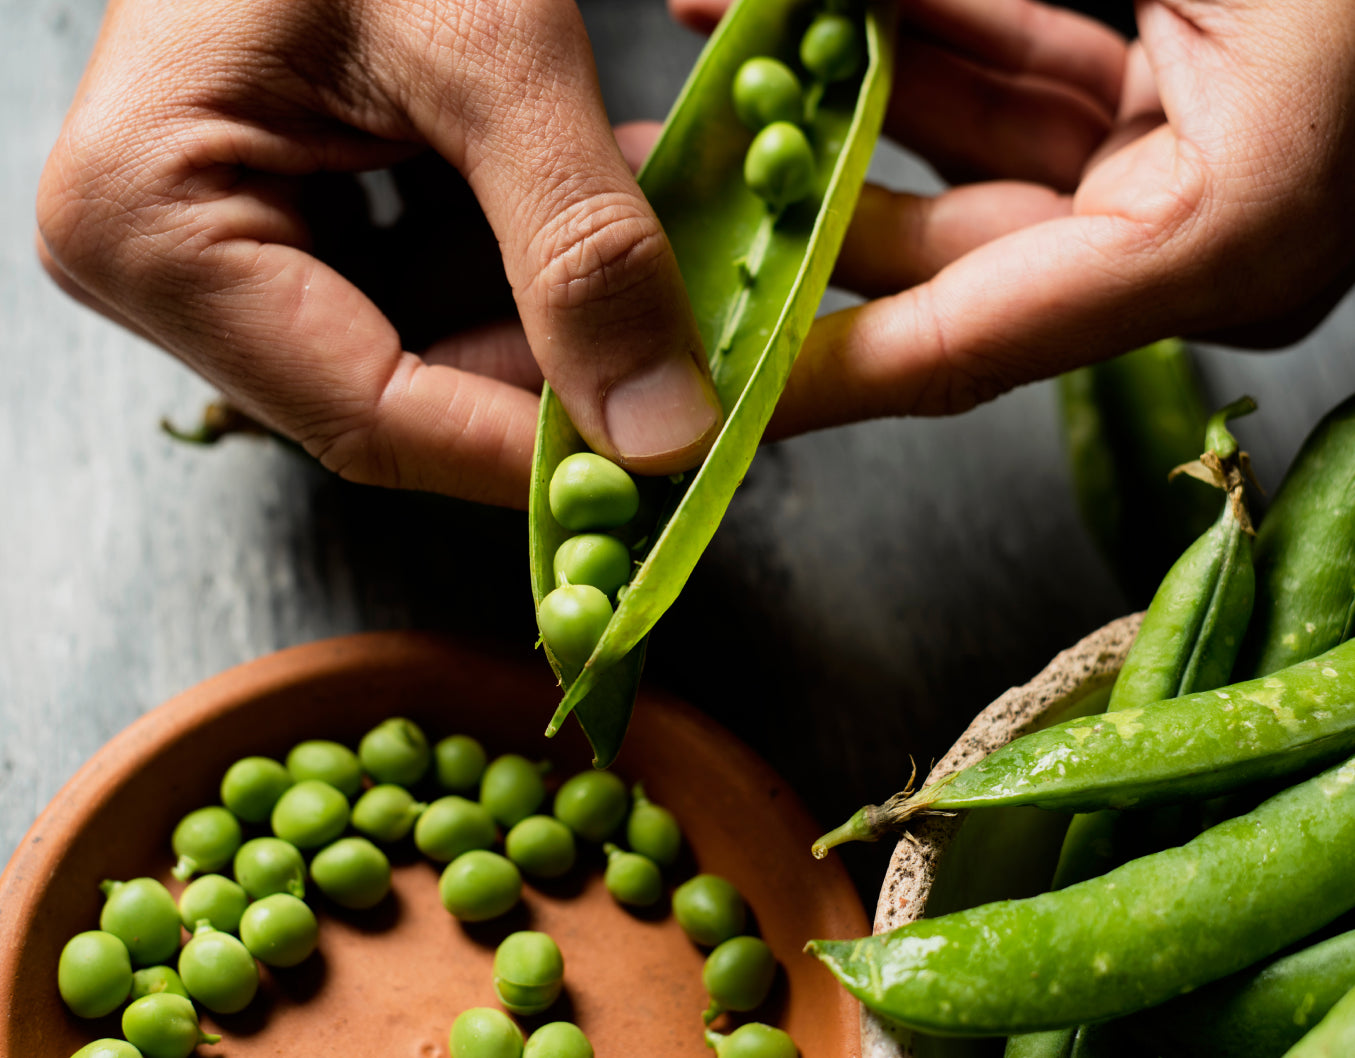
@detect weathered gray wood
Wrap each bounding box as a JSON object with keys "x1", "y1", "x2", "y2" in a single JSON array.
[{"x1": 4, "y1": 0, "x2": 1354, "y2": 918}]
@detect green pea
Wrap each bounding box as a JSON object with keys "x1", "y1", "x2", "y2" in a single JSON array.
[
  {"x1": 310, "y1": 836, "x2": 392, "y2": 910},
  {"x1": 436, "y1": 733, "x2": 489, "y2": 792},
  {"x1": 505, "y1": 815, "x2": 576, "y2": 878},
  {"x1": 178, "y1": 923, "x2": 259, "y2": 1014},
  {"x1": 130, "y1": 965, "x2": 190, "y2": 1002},
  {"x1": 703, "y1": 936, "x2": 777, "y2": 1022},
  {"x1": 439, "y1": 849, "x2": 522, "y2": 922},
  {"x1": 537, "y1": 585, "x2": 613, "y2": 668},
  {"x1": 799, "y1": 13, "x2": 863, "y2": 83},
  {"x1": 449, "y1": 1007, "x2": 524, "y2": 1058},
  {"x1": 553, "y1": 533, "x2": 633, "y2": 599},
  {"x1": 493, "y1": 930, "x2": 564, "y2": 1016},
  {"x1": 178, "y1": 873, "x2": 249, "y2": 933},
  {"x1": 553, "y1": 769, "x2": 628, "y2": 842},
  {"x1": 122, "y1": 993, "x2": 220, "y2": 1058},
  {"x1": 99, "y1": 877, "x2": 182, "y2": 967},
  {"x1": 548, "y1": 452, "x2": 639, "y2": 531},
  {"x1": 732, "y1": 56, "x2": 804, "y2": 130},
  {"x1": 359, "y1": 716, "x2": 431, "y2": 786},
  {"x1": 480, "y1": 754, "x2": 548, "y2": 828},
  {"x1": 69, "y1": 1040, "x2": 145, "y2": 1058},
  {"x1": 240, "y1": 892, "x2": 318, "y2": 967},
  {"x1": 219, "y1": 755, "x2": 293, "y2": 824},
  {"x1": 744, "y1": 121, "x2": 815, "y2": 211},
  {"x1": 233, "y1": 835, "x2": 307, "y2": 900},
  {"x1": 170, "y1": 805, "x2": 242, "y2": 881},
  {"x1": 285, "y1": 738, "x2": 363, "y2": 798},
  {"x1": 58, "y1": 930, "x2": 133, "y2": 1018},
  {"x1": 271, "y1": 778, "x2": 351, "y2": 849},
  {"x1": 626, "y1": 783, "x2": 682, "y2": 867},
  {"x1": 704, "y1": 1022, "x2": 798, "y2": 1058},
  {"x1": 414, "y1": 794, "x2": 497, "y2": 862},
  {"x1": 674, "y1": 874, "x2": 747, "y2": 947},
  {"x1": 524, "y1": 1022, "x2": 593, "y2": 1058},
  {"x1": 353, "y1": 783, "x2": 426, "y2": 843},
  {"x1": 603, "y1": 843, "x2": 663, "y2": 907}
]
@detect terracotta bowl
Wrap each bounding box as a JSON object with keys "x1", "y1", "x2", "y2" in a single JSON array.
[
  {"x1": 0, "y1": 631, "x2": 868, "y2": 1058},
  {"x1": 859, "y1": 613, "x2": 1145, "y2": 1058}
]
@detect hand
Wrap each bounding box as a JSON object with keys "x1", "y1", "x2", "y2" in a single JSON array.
[
  {"x1": 673, "y1": 0, "x2": 1355, "y2": 438},
  {"x1": 37, "y1": 0, "x2": 723, "y2": 508}
]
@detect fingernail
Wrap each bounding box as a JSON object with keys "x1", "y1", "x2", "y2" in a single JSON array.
[{"x1": 603, "y1": 351, "x2": 722, "y2": 466}]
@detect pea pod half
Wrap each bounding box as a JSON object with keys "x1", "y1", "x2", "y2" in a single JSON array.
[
  {"x1": 807, "y1": 753, "x2": 1355, "y2": 1036},
  {"x1": 529, "y1": 0, "x2": 895, "y2": 765}
]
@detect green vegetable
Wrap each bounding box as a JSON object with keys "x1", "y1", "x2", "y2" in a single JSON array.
[
  {"x1": 271, "y1": 777, "x2": 351, "y2": 848},
  {"x1": 704, "y1": 1022, "x2": 798, "y2": 1058},
  {"x1": 240, "y1": 892, "x2": 319, "y2": 967},
  {"x1": 99, "y1": 877, "x2": 182, "y2": 967},
  {"x1": 359, "y1": 716, "x2": 431, "y2": 786},
  {"x1": 69, "y1": 1040, "x2": 145, "y2": 1058},
  {"x1": 233, "y1": 835, "x2": 307, "y2": 899},
  {"x1": 743, "y1": 121, "x2": 815, "y2": 209},
  {"x1": 674, "y1": 874, "x2": 747, "y2": 947},
  {"x1": 129, "y1": 965, "x2": 190, "y2": 1002},
  {"x1": 529, "y1": 0, "x2": 894, "y2": 766},
  {"x1": 553, "y1": 533, "x2": 632, "y2": 598},
  {"x1": 353, "y1": 783, "x2": 426, "y2": 843},
  {"x1": 808, "y1": 754, "x2": 1355, "y2": 1035},
  {"x1": 415, "y1": 795, "x2": 498, "y2": 863},
  {"x1": 285, "y1": 738, "x2": 363, "y2": 798},
  {"x1": 435, "y1": 733, "x2": 489, "y2": 792},
  {"x1": 626, "y1": 782, "x2": 682, "y2": 867},
  {"x1": 178, "y1": 921, "x2": 259, "y2": 1014},
  {"x1": 703, "y1": 935, "x2": 777, "y2": 1023},
  {"x1": 1240, "y1": 391, "x2": 1355, "y2": 678},
  {"x1": 121, "y1": 993, "x2": 219, "y2": 1058},
  {"x1": 504, "y1": 815, "x2": 577, "y2": 879},
  {"x1": 537, "y1": 585, "x2": 614, "y2": 667},
  {"x1": 799, "y1": 13, "x2": 863, "y2": 84},
  {"x1": 602, "y1": 843, "x2": 663, "y2": 907},
  {"x1": 311, "y1": 836, "x2": 392, "y2": 909},
  {"x1": 58, "y1": 930, "x2": 133, "y2": 1018},
  {"x1": 731, "y1": 56, "x2": 803, "y2": 130},
  {"x1": 493, "y1": 930, "x2": 565, "y2": 1015},
  {"x1": 170, "y1": 804, "x2": 242, "y2": 881},
  {"x1": 440, "y1": 849, "x2": 523, "y2": 922},
  {"x1": 178, "y1": 873, "x2": 249, "y2": 934},
  {"x1": 553, "y1": 769, "x2": 628, "y2": 842},
  {"x1": 548, "y1": 452, "x2": 641, "y2": 531},
  {"x1": 219, "y1": 755, "x2": 293, "y2": 823},
  {"x1": 449, "y1": 1007, "x2": 524, "y2": 1058},
  {"x1": 1281, "y1": 983, "x2": 1355, "y2": 1058},
  {"x1": 480, "y1": 754, "x2": 549, "y2": 828},
  {"x1": 523, "y1": 1022, "x2": 594, "y2": 1058}
]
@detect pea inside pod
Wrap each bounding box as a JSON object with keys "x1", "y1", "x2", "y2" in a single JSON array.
[{"x1": 529, "y1": 0, "x2": 895, "y2": 766}]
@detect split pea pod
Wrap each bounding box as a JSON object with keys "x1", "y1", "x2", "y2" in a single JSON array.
[
  {"x1": 1280, "y1": 983, "x2": 1355, "y2": 1058},
  {"x1": 1239, "y1": 392, "x2": 1355, "y2": 679},
  {"x1": 528, "y1": 0, "x2": 895, "y2": 765},
  {"x1": 807, "y1": 753, "x2": 1355, "y2": 1037}
]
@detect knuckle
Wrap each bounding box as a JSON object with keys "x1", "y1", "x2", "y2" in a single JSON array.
[{"x1": 530, "y1": 198, "x2": 669, "y2": 317}]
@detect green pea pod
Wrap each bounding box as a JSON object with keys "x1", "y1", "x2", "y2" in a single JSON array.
[
  {"x1": 1280, "y1": 983, "x2": 1355, "y2": 1058},
  {"x1": 1240, "y1": 391, "x2": 1355, "y2": 679},
  {"x1": 1058, "y1": 339, "x2": 1217, "y2": 608},
  {"x1": 807, "y1": 753, "x2": 1355, "y2": 1037},
  {"x1": 529, "y1": 0, "x2": 896, "y2": 765},
  {"x1": 1119, "y1": 926, "x2": 1355, "y2": 1057}
]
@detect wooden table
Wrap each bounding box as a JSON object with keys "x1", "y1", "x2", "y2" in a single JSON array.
[{"x1": 5, "y1": 0, "x2": 1354, "y2": 907}]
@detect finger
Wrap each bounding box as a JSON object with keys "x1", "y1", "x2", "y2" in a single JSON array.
[
  {"x1": 833, "y1": 180, "x2": 1073, "y2": 297},
  {"x1": 885, "y1": 37, "x2": 1114, "y2": 190},
  {"x1": 421, "y1": 320, "x2": 542, "y2": 393},
  {"x1": 613, "y1": 121, "x2": 663, "y2": 175},
  {"x1": 390, "y1": 0, "x2": 722, "y2": 476}
]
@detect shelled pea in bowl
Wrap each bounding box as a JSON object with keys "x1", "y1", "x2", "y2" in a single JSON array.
[{"x1": 805, "y1": 393, "x2": 1355, "y2": 1058}]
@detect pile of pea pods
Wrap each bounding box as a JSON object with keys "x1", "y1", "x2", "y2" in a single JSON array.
[
  {"x1": 808, "y1": 392, "x2": 1355, "y2": 1056},
  {"x1": 55, "y1": 716, "x2": 799, "y2": 1058}
]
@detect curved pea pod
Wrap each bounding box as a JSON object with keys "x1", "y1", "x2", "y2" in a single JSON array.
[
  {"x1": 808, "y1": 754, "x2": 1355, "y2": 1037},
  {"x1": 1240, "y1": 391, "x2": 1355, "y2": 679},
  {"x1": 1280, "y1": 983, "x2": 1355, "y2": 1058},
  {"x1": 1118, "y1": 926, "x2": 1355, "y2": 1057},
  {"x1": 1058, "y1": 339, "x2": 1218, "y2": 607},
  {"x1": 530, "y1": 0, "x2": 896, "y2": 765}
]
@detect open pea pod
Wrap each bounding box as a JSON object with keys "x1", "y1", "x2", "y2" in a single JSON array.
[{"x1": 529, "y1": 0, "x2": 896, "y2": 764}]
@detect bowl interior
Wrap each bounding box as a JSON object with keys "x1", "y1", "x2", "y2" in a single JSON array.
[{"x1": 1, "y1": 631, "x2": 867, "y2": 1057}]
